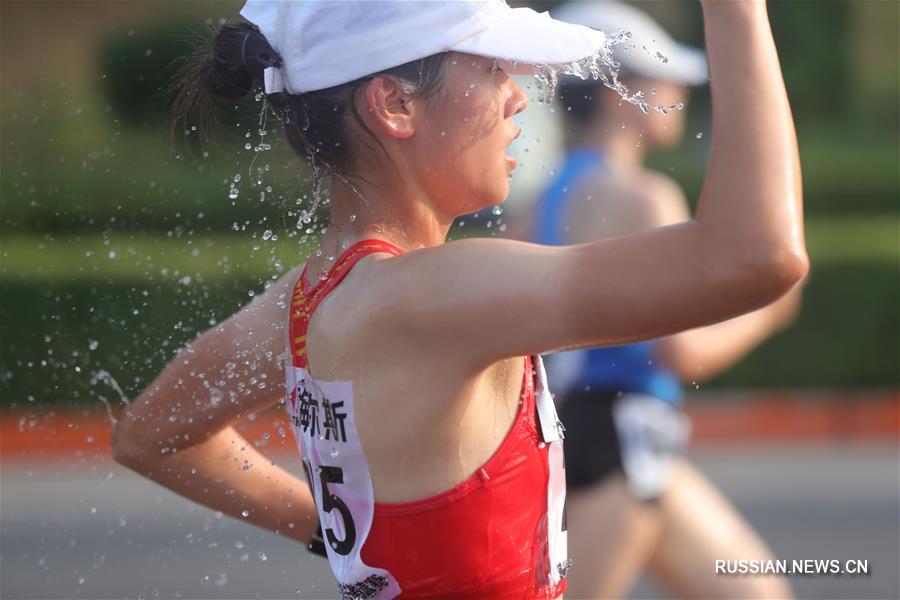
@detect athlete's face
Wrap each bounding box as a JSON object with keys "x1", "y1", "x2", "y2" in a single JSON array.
[{"x1": 410, "y1": 53, "x2": 528, "y2": 217}]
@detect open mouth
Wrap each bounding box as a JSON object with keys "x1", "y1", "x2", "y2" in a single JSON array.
[{"x1": 505, "y1": 128, "x2": 522, "y2": 169}]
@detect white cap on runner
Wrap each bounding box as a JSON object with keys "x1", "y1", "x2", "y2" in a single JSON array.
[
  {"x1": 240, "y1": 0, "x2": 608, "y2": 94},
  {"x1": 553, "y1": 1, "x2": 708, "y2": 86}
]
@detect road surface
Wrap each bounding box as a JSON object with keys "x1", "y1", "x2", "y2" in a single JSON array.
[{"x1": 2, "y1": 442, "x2": 898, "y2": 599}]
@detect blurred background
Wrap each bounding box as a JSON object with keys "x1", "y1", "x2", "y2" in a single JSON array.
[{"x1": 1, "y1": 1, "x2": 897, "y2": 599}]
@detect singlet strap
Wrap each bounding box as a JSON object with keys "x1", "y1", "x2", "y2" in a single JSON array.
[{"x1": 290, "y1": 239, "x2": 404, "y2": 370}]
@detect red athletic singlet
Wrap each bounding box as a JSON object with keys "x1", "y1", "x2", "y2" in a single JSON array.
[{"x1": 286, "y1": 240, "x2": 568, "y2": 599}]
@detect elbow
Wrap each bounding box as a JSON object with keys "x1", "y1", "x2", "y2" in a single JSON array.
[
  {"x1": 666, "y1": 353, "x2": 705, "y2": 382},
  {"x1": 764, "y1": 244, "x2": 809, "y2": 293},
  {"x1": 655, "y1": 338, "x2": 710, "y2": 382},
  {"x1": 743, "y1": 243, "x2": 809, "y2": 303}
]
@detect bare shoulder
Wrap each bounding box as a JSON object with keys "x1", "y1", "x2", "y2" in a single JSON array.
[
  {"x1": 243, "y1": 264, "x2": 303, "y2": 328},
  {"x1": 568, "y1": 168, "x2": 690, "y2": 239},
  {"x1": 204, "y1": 264, "x2": 303, "y2": 358},
  {"x1": 311, "y1": 238, "x2": 539, "y2": 373}
]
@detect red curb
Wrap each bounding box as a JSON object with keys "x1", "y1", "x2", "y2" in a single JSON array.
[
  {"x1": 2, "y1": 392, "x2": 897, "y2": 462},
  {"x1": 682, "y1": 391, "x2": 900, "y2": 443}
]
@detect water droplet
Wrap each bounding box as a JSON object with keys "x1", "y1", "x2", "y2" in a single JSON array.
[
  {"x1": 330, "y1": 446, "x2": 339, "y2": 458},
  {"x1": 241, "y1": 510, "x2": 250, "y2": 518},
  {"x1": 262, "y1": 229, "x2": 273, "y2": 241},
  {"x1": 257, "y1": 551, "x2": 268, "y2": 562},
  {"x1": 88, "y1": 340, "x2": 99, "y2": 351},
  {"x1": 695, "y1": 132, "x2": 704, "y2": 140}
]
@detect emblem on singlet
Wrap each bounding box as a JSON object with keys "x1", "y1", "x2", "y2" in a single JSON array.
[{"x1": 337, "y1": 574, "x2": 389, "y2": 600}]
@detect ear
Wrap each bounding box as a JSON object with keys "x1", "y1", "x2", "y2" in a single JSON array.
[{"x1": 361, "y1": 76, "x2": 416, "y2": 140}]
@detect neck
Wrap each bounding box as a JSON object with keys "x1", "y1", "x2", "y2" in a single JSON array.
[{"x1": 321, "y1": 171, "x2": 452, "y2": 255}]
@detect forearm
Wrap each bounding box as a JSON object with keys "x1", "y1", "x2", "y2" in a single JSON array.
[
  {"x1": 657, "y1": 307, "x2": 782, "y2": 380},
  {"x1": 696, "y1": 2, "x2": 806, "y2": 275},
  {"x1": 116, "y1": 425, "x2": 318, "y2": 544}
]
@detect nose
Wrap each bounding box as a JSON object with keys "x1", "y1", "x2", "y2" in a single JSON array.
[{"x1": 505, "y1": 77, "x2": 528, "y2": 119}]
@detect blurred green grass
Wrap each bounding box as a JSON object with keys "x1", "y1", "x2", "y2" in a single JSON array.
[
  {"x1": 3, "y1": 125, "x2": 897, "y2": 235},
  {"x1": 2, "y1": 214, "x2": 895, "y2": 282},
  {"x1": 2, "y1": 1, "x2": 897, "y2": 403},
  {"x1": 1, "y1": 214, "x2": 897, "y2": 407},
  {"x1": 1, "y1": 233, "x2": 314, "y2": 282}
]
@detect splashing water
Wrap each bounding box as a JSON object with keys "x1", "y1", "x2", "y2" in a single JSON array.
[
  {"x1": 90, "y1": 370, "x2": 130, "y2": 425},
  {"x1": 532, "y1": 30, "x2": 685, "y2": 117},
  {"x1": 249, "y1": 30, "x2": 683, "y2": 243}
]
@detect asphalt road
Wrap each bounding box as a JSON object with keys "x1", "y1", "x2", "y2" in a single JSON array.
[{"x1": 2, "y1": 442, "x2": 898, "y2": 600}]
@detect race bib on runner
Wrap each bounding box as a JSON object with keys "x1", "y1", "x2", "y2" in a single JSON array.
[{"x1": 612, "y1": 394, "x2": 691, "y2": 500}]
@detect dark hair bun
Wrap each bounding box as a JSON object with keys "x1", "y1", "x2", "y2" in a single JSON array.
[
  {"x1": 209, "y1": 22, "x2": 281, "y2": 100},
  {"x1": 168, "y1": 21, "x2": 282, "y2": 144}
]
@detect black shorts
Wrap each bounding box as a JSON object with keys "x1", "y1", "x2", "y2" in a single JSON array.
[
  {"x1": 557, "y1": 389, "x2": 691, "y2": 499},
  {"x1": 556, "y1": 389, "x2": 624, "y2": 492}
]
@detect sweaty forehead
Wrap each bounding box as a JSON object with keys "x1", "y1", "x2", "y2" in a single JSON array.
[{"x1": 436, "y1": 53, "x2": 493, "y2": 90}]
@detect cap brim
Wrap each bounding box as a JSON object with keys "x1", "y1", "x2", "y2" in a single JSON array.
[{"x1": 450, "y1": 7, "x2": 607, "y2": 73}]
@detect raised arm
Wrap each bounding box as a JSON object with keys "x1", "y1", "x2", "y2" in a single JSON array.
[
  {"x1": 561, "y1": 157, "x2": 804, "y2": 381},
  {"x1": 371, "y1": 1, "x2": 807, "y2": 370},
  {"x1": 112, "y1": 267, "x2": 318, "y2": 544}
]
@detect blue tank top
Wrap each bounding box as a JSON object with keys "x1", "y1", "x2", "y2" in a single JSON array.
[{"x1": 534, "y1": 148, "x2": 682, "y2": 405}]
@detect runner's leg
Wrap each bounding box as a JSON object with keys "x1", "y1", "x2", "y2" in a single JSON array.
[
  {"x1": 565, "y1": 473, "x2": 664, "y2": 599},
  {"x1": 647, "y1": 461, "x2": 793, "y2": 599}
]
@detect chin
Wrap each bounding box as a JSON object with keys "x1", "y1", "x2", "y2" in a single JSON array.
[
  {"x1": 480, "y1": 183, "x2": 510, "y2": 211},
  {"x1": 460, "y1": 185, "x2": 509, "y2": 216}
]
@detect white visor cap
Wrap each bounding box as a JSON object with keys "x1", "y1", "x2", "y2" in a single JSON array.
[
  {"x1": 240, "y1": 0, "x2": 608, "y2": 94},
  {"x1": 553, "y1": 1, "x2": 707, "y2": 86}
]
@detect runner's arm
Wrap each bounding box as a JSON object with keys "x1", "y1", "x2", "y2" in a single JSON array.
[
  {"x1": 370, "y1": 1, "x2": 807, "y2": 370},
  {"x1": 112, "y1": 267, "x2": 318, "y2": 544},
  {"x1": 569, "y1": 167, "x2": 804, "y2": 381}
]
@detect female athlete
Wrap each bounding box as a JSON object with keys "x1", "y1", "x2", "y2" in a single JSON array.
[{"x1": 112, "y1": 1, "x2": 807, "y2": 598}]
